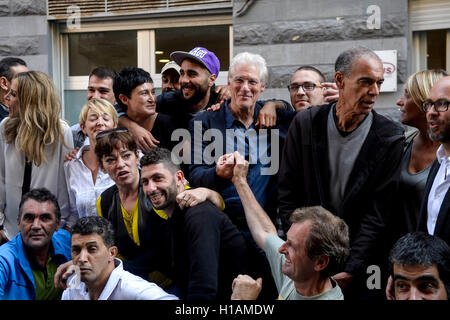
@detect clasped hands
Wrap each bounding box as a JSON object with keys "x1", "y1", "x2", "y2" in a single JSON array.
[{"x1": 215, "y1": 151, "x2": 249, "y2": 183}]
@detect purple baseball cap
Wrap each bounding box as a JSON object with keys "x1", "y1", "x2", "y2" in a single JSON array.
[{"x1": 170, "y1": 47, "x2": 220, "y2": 77}]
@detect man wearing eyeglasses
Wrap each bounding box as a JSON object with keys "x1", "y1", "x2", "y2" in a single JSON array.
[
  {"x1": 418, "y1": 76, "x2": 450, "y2": 247},
  {"x1": 288, "y1": 66, "x2": 338, "y2": 112},
  {"x1": 278, "y1": 46, "x2": 404, "y2": 300}
]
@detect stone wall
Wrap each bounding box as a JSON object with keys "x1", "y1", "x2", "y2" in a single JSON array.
[
  {"x1": 0, "y1": 0, "x2": 49, "y2": 73},
  {"x1": 233, "y1": 0, "x2": 409, "y2": 122}
]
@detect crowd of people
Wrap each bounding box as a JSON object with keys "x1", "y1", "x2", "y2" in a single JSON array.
[{"x1": 0, "y1": 45, "x2": 449, "y2": 301}]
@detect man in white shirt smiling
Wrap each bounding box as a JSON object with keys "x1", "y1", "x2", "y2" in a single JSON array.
[
  {"x1": 62, "y1": 216, "x2": 178, "y2": 300},
  {"x1": 418, "y1": 76, "x2": 450, "y2": 247}
]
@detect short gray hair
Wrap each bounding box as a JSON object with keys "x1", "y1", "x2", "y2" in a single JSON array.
[
  {"x1": 289, "y1": 206, "x2": 350, "y2": 278},
  {"x1": 229, "y1": 52, "x2": 268, "y2": 85},
  {"x1": 335, "y1": 46, "x2": 381, "y2": 77}
]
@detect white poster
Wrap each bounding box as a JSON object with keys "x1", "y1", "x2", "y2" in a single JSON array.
[{"x1": 374, "y1": 50, "x2": 397, "y2": 92}]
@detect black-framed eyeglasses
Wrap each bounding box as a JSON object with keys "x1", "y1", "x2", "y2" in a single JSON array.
[
  {"x1": 422, "y1": 99, "x2": 450, "y2": 113},
  {"x1": 96, "y1": 128, "x2": 128, "y2": 141},
  {"x1": 287, "y1": 82, "x2": 322, "y2": 93}
]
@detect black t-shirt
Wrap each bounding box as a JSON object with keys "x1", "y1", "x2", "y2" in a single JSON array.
[
  {"x1": 152, "y1": 113, "x2": 177, "y2": 151},
  {"x1": 156, "y1": 85, "x2": 220, "y2": 130},
  {"x1": 169, "y1": 201, "x2": 249, "y2": 301}
]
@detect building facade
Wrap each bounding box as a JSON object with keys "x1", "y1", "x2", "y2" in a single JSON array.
[{"x1": 0, "y1": 0, "x2": 449, "y2": 124}]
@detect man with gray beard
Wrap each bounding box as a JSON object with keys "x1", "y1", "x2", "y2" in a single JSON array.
[{"x1": 418, "y1": 76, "x2": 450, "y2": 247}]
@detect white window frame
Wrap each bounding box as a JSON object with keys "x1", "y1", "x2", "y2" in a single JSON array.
[
  {"x1": 409, "y1": 0, "x2": 450, "y2": 74},
  {"x1": 53, "y1": 15, "x2": 233, "y2": 118}
]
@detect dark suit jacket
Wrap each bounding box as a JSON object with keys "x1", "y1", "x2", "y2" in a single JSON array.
[{"x1": 418, "y1": 159, "x2": 450, "y2": 246}]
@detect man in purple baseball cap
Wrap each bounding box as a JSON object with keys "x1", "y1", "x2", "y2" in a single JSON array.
[
  {"x1": 169, "y1": 47, "x2": 220, "y2": 113},
  {"x1": 115, "y1": 46, "x2": 229, "y2": 154},
  {"x1": 170, "y1": 47, "x2": 220, "y2": 78}
]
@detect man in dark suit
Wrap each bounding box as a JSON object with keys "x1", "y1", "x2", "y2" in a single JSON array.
[
  {"x1": 0, "y1": 57, "x2": 28, "y2": 122},
  {"x1": 418, "y1": 76, "x2": 450, "y2": 246}
]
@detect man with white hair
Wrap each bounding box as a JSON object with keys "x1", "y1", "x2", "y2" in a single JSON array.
[{"x1": 188, "y1": 52, "x2": 294, "y2": 299}]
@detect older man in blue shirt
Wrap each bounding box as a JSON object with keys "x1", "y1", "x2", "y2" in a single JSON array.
[{"x1": 188, "y1": 52, "x2": 294, "y2": 299}]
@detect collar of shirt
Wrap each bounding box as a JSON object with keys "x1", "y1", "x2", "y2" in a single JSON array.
[
  {"x1": 25, "y1": 242, "x2": 56, "y2": 271},
  {"x1": 0, "y1": 102, "x2": 8, "y2": 112},
  {"x1": 96, "y1": 258, "x2": 124, "y2": 299},
  {"x1": 75, "y1": 139, "x2": 109, "y2": 175},
  {"x1": 224, "y1": 100, "x2": 262, "y2": 129},
  {"x1": 436, "y1": 145, "x2": 450, "y2": 164},
  {"x1": 76, "y1": 139, "x2": 91, "y2": 159}
]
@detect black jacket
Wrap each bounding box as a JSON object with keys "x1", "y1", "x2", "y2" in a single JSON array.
[
  {"x1": 278, "y1": 103, "x2": 404, "y2": 275},
  {"x1": 98, "y1": 184, "x2": 172, "y2": 280},
  {"x1": 0, "y1": 103, "x2": 8, "y2": 122},
  {"x1": 169, "y1": 201, "x2": 249, "y2": 301},
  {"x1": 418, "y1": 159, "x2": 450, "y2": 246}
]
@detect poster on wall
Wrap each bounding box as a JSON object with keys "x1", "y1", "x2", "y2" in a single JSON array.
[{"x1": 375, "y1": 50, "x2": 397, "y2": 92}]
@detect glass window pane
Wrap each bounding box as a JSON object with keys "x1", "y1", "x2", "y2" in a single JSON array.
[
  {"x1": 64, "y1": 90, "x2": 86, "y2": 126},
  {"x1": 69, "y1": 30, "x2": 137, "y2": 76},
  {"x1": 427, "y1": 29, "x2": 446, "y2": 70},
  {"x1": 155, "y1": 25, "x2": 229, "y2": 74}
]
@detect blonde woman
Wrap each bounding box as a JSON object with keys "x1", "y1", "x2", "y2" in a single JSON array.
[
  {"x1": 64, "y1": 98, "x2": 118, "y2": 227},
  {"x1": 393, "y1": 69, "x2": 448, "y2": 240},
  {"x1": 0, "y1": 71, "x2": 74, "y2": 242}
]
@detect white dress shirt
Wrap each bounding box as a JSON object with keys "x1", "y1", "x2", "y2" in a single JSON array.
[
  {"x1": 427, "y1": 145, "x2": 450, "y2": 235},
  {"x1": 64, "y1": 139, "x2": 115, "y2": 228},
  {"x1": 62, "y1": 258, "x2": 179, "y2": 300}
]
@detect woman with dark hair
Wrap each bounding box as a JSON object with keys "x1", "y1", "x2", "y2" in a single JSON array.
[
  {"x1": 114, "y1": 67, "x2": 176, "y2": 151},
  {"x1": 0, "y1": 71, "x2": 73, "y2": 242},
  {"x1": 94, "y1": 129, "x2": 224, "y2": 292}
]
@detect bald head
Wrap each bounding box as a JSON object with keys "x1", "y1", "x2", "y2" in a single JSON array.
[{"x1": 430, "y1": 76, "x2": 450, "y2": 97}]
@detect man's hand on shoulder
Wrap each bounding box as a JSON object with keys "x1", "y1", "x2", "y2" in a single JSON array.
[
  {"x1": 206, "y1": 103, "x2": 222, "y2": 112},
  {"x1": 177, "y1": 187, "x2": 224, "y2": 211},
  {"x1": 255, "y1": 101, "x2": 277, "y2": 129},
  {"x1": 215, "y1": 85, "x2": 231, "y2": 105},
  {"x1": 64, "y1": 147, "x2": 79, "y2": 162},
  {"x1": 177, "y1": 188, "x2": 208, "y2": 210},
  {"x1": 321, "y1": 82, "x2": 339, "y2": 103},
  {"x1": 119, "y1": 116, "x2": 160, "y2": 151}
]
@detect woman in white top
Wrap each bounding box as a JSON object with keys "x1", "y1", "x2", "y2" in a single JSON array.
[
  {"x1": 0, "y1": 71, "x2": 74, "y2": 241},
  {"x1": 64, "y1": 98, "x2": 118, "y2": 228}
]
